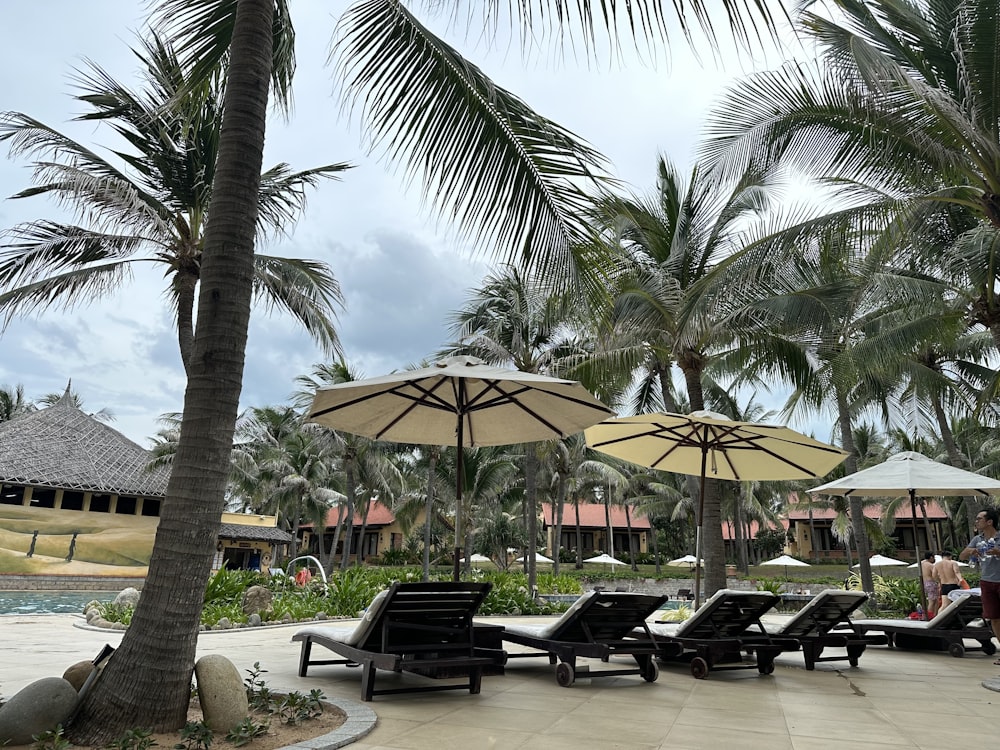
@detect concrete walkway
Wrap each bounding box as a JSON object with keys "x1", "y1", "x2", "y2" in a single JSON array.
[{"x1": 2, "y1": 613, "x2": 997, "y2": 750}]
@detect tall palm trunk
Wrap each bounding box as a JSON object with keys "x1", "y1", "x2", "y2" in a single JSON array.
[
  {"x1": 69, "y1": 1, "x2": 272, "y2": 741},
  {"x1": 836, "y1": 389, "x2": 873, "y2": 593},
  {"x1": 326, "y1": 504, "x2": 346, "y2": 576},
  {"x1": 526, "y1": 445, "x2": 540, "y2": 596},
  {"x1": 651, "y1": 517, "x2": 661, "y2": 574},
  {"x1": 423, "y1": 451, "x2": 436, "y2": 582},
  {"x1": 574, "y1": 496, "x2": 583, "y2": 568},
  {"x1": 625, "y1": 503, "x2": 637, "y2": 571},
  {"x1": 356, "y1": 495, "x2": 372, "y2": 565},
  {"x1": 932, "y1": 394, "x2": 977, "y2": 536},
  {"x1": 553, "y1": 473, "x2": 567, "y2": 576},
  {"x1": 340, "y1": 459, "x2": 356, "y2": 571},
  {"x1": 734, "y1": 496, "x2": 748, "y2": 574},
  {"x1": 808, "y1": 508, "x2": 819, "y2": 563}
]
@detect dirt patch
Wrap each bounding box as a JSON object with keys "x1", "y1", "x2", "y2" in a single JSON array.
[{"x1": 7, "y1": 700, "x2": 348, "y2": 750}]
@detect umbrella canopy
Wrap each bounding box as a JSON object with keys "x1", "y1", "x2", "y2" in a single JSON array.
[
  {"x1": 459, "y1": 554, "x2": 493, "y2": 564},
  {"x1": 811, "y1": 451, "x2": 1000, "y2": 607},
  {"x1": 852, "y1": 554, "x2": 907, "y2": 568},
  {"x1": 667, "y1": 554, "x2": 703, "y2": 567},
  {"x1": 907, "y1": 554, "x2": 969, "y2": 568},
  {"x1": 583, "y1": 553, "x2": 627, "y2": 566},
  {"x1": 760, "y1": 554, "x2": 811, "y2": 579},
  {"x1": 586, "y1": 410, "x2": 847, "y2": 605},
  {"x1": 760, "y1": 554, "x2": 811, "y2": 568},
  {"x1": 515, "y1": 553, "x2": 554, "y2": 564},
  {"x1": 308, "y1": 355, "x2": 613, "y2": 579}
]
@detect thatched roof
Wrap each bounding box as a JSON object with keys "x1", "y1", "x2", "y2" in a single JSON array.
[
  {"x1": 218, "y1": 522, "x2": 294, "y2": 543},
  {"x1": 0, "y1": 390, "x2": 169, "y2": 496}
]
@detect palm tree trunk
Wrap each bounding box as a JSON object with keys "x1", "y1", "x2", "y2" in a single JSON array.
[
  {"x1": 651, "y1": 516, "x2": 661, "y2": 574},
  {"x1": 526, "y1": 445, "x2": 540, "y2": 596},
  {"x1": 326, "y1": 504, "x2": 345, "y2": 576},
  {"x1": 553, "y1": 473, "x2": 567, "y2": 576},
  {"x1": 734, "y1": 499, "x2": 748, "y2": 574},
  {"x1": 340, "y1": 460, "x2": 356, "y2": 571},
  {"x1": 808, "y1": 508, "x2": 819, "y2": 563},
  {"x1": 423, "y1": 452, "x2": 436, "y2": 582},
  {"x1": 932, "y1": 394, "x2": 978, "y2": 537},
  {"x1": 836, "y1": 388, "x2": 873, "y2": 593},
  {"x1": 68, "y1": 1, "x2": 272, "y2": 741},
  {"x1": 574, "y1": 496, "x2": 583, "y2": 568},
  {"x1": 356, "y1": 495, "x2": 372, "y2": 565},
  {"x1": 625, "y1": 503, "x2": 637, "y2": 571},
  {"x1": 175, "y1": 270, "x2": 198, "y2": 374}
]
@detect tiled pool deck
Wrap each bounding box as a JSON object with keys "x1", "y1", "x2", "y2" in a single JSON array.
[{"x1": 2, "y1": 613, "x2": 997, "y2": 750}]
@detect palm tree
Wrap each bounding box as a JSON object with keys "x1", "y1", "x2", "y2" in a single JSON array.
[
  {"x1": 0, "y1": 384, "x2": 33, "y2": 423},
  {"x1": 701, "y1": 0, "x2": 1000, "y2": 350},
  {"x1": 69, "y1": 0, "x2": 788, "y2": 739},
  {"x1": 0, "y1": 34, "x2": 348, "y2": 373}
]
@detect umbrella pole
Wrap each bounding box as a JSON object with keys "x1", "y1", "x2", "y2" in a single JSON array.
[
  {"x1": 911, "y1": 488, "x2": 927, "y2": 616},
  {"x1": 453, "y1": 414, "x2": 464, "y2": 582},
  {"x1": 694, "y1": 448, "x2": 708, "y2": 609}
]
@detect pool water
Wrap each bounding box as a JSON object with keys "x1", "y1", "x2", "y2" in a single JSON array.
[{"x1": 0, "y1": 591, "x2": 116, "y2": 615}]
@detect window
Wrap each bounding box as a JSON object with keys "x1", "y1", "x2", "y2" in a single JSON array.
[
  {"x1": 140, "y1": 498, "x2": 161, "y2": 517},
  {"x1": 90, "y1": 494, "x2": 111, "y2": 513},
  {"x1": 61, "y1": 491, "x2": 85, "y2": 511},
  {"x1": 29, "y1": 488, "x2": 56, "y2": 508},
  {"x1": 115, "y1": 496, "x2": 137, "y2": 515},
  {"x1": 0, "y1": 485, "x2": 26, "y2": 506}
]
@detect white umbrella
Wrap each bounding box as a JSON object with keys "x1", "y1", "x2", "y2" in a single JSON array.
[
  {"x1": 586, "y1": 410, "x2": 847, "y2": 606},
  {"x1": 584, "y1": 553, "x2": 627, "y2": 566},
  {"x1": 811, "y1": 451, "x2": 1000, "y2": 607},
  {"x1": 308, "y1": 355, "x2": 613, "y2": 579},
  {"x1": 459, "y1": 554, "x2": 493, "y2": 564},
  {"x1": 759, "y1": 554, "x2": 811, "y2": 579},
  {"x1": 667, "y1": 554, "x2": 703, "y2": 568},
  {"x1": 852, "y1": 554, "x2": 907, "y2": 577},
  {"x1": 907, "y1": 555, "x2": 969, "y2": 568},
  {"x1": 515, "y1": 553, "x2": 554, "y2": 564}
]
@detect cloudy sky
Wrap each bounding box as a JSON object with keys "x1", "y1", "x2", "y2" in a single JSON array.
[{"x1": 0, "y1": 3, "x2": 794, "y2": 445}]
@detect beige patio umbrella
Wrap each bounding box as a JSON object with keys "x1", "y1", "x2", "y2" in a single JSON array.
[
  {"x1": 307, "y1": 355, "x2": 614, "y2": 580},
  {"x1": 585, "y1": 410, "x2": 847, "y2": 607},
  {"x1": 811, "y1": 451, "x2": 1000, "y2": 610}
]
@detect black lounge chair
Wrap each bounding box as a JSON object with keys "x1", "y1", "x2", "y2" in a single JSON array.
[
  {"x1": 292, "y1": 581, "x2": 506, "y2": 700},
  {"x1": 500, "y1": 590, "x2": 674, "y2": 687},
  {"x1": 852, "y1": 592, "x2": 996, "y2": 658},
  {"x1": 762, "y1": 590, "x2": 887, "y2": 669},
  {"x1": 646, "y1": 589, "x2": 799, "y2": 678}
]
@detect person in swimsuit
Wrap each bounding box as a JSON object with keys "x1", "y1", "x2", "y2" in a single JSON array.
[
  {"x1": 934, "y1": 550, "x2": 963, "y2": 611},
  {"x1": 920, "y1": 551, "x2": 940, "y2": 619}
]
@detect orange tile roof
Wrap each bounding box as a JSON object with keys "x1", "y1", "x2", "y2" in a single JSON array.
[
  {"x1": 541, "y1": 502, "x2": 651, "y2": 529},
  {"x1": 787, "y1": 499, "x2": 948, "y2": 521},
  {"x1": 722, "y1": 519, "x2": 788, "y2": 540}
]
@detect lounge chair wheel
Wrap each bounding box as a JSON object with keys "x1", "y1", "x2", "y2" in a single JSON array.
[
  {"x1": 759, "y1": 662, "x2": 775, "y2": 675},
  {"x1": 555, "y1": 662, "x2": 575, "y2": 687},
  {"x1": 690, "y1": 657, "x2": 709, "y2": 680},
  {"x1": 948, "y1": 643, "x2": 966, "y2": 658},
  {"x1": 984, "y1": 642, "x2": 997, "y2": 656},
  {"x1": 642, "y1": 660, "x2": 659, "y2": 683}
]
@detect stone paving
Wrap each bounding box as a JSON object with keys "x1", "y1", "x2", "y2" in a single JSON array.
[{"x1": 2, "y1": 613, "x2": 998, "y2": 750}]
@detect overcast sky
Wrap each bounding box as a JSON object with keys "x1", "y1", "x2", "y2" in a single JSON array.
[{"x1": 0, "y1": 2, "x2": 796, "y2": 445}]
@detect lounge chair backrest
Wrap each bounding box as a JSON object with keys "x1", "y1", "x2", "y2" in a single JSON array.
[
  {"x1": 925, "y1": 592, "x2": 980, "y2": 628},
  {"x1": 349, "y1": 581, "x2": 493, "y2": 651},
  {"x1": 546, "y1": 591, "x2": 668, "y2": 642},
  {"x1": 674, "y1": 589, "x2": 779, "y2": 639},
  {"x1": 776, "y1": 590, "x2": 868, "y2": 638}
]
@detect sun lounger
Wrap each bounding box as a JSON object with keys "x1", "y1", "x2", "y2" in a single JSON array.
[
  {"x1": 646, "y1": 589, "x2": 799, "y2": 678},
  {"x1": 500, "y1": 590, "x2": 675, "y2": 686},
  {"x1": 291, "y1": 581, "x2": 506, "y2": 700},
  {"x1": 852, "y1": 592, "x2": 996, "y2": 658},
  {"x1": 762, "y1": 590, "x2": 887, "y2": 669}
]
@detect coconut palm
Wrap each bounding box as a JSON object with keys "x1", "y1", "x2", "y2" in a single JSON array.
[
  {"x1": 0, "y1": 384, "x2": 34, "y2": 423},
  {"x1": 68, "y1": 0, "x2": 790, "y2": 738},
  {"x1": 701, "y1": 0, "x2": 1000, "y2": 350},
  {"x1": 0, "y1": 34, "x2": 347, "y2": 373}
]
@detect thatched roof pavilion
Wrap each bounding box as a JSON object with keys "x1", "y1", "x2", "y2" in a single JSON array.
[{"x1": 0, "y1": 388, "x2": 168, "y2": 497}]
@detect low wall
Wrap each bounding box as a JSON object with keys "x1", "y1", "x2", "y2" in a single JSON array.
[{"x1": 0, "y1": 574, "x2": 144, "y2": 591}]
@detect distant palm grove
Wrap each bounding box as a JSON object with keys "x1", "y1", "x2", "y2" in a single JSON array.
[{"x1": 0, "y1": 0, "x2": 998, "y2": 741}]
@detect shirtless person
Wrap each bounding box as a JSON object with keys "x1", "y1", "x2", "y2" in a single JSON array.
[
  {"x1": 920, "y1": 551, "x2": 940, "y2": 619},
  {"x1": 934, "y1": 551, "x2": 963, "y2": 612}
]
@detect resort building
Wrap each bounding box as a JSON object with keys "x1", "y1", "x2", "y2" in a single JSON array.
[
  {"x1": 541, "y1": 501, "x2": 650, "y2": 559},
  {"x1": 0, "y1": 389, "x2": 291, "y2": 579}
]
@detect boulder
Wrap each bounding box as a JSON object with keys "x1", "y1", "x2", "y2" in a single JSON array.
[
  {"x1": 62, "y1": 661, "x2": 95, "y2": 692},
  {"x1": 194, "y1": 655, "x2": 248, "y2": 732},
  {"x1": 0, "y1": 677, "x2": 78, "y2": 746},
  {"x1": 113, "y1": 587, "x2": 141, "y2": 608},
  {"x1": 242, "y1": 586, "x2": 273, "y2": 616},
  {"x1": 247, "y1": 613, "x2": 262, "y2": 627}
]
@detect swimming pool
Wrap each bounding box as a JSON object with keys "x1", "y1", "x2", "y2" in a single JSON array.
[{"x1": 0, "y1": 591, "x2": 116, "y2": 615}]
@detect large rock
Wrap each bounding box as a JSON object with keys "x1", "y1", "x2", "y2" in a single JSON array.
[
  {"x1": 242, "y1": 586, "x2": 273, "y2": 616},
  {"x1": 194, "y1": 655, "x2": 248, "y2": 732},
  {"x1": 0, "y1": 677, "x2": 78, "y2": 746},
  {"x1": 113, "y1": 587, "x2": 141, "y2": 608},
  {"x1": 62, "y1": 661, "x2": 95, "y2": 692}
]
